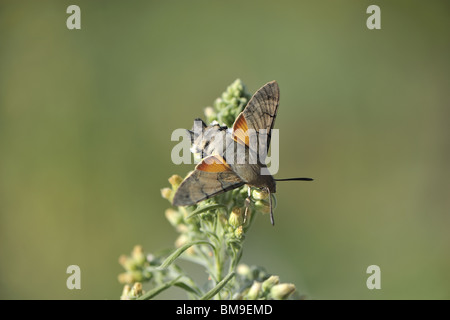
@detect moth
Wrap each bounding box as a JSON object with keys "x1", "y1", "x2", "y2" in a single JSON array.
[{"x1": 172, "y1": 81, "x2": 313, "y2": 225}]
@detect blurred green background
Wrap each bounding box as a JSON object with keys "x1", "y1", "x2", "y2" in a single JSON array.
[{"x1": 1, "y1": 0, "x2": 449, "y2": 299}]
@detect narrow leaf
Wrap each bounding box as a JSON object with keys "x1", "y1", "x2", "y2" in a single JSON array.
[
  {"x1": 158, "y1": 240, "x2": 214, "y2": 269},
  {"x1": 186, "y1": 204, "x2": 227, "y2": 220},
  {"x1": 174, "y1": 281, "x2": 201, "y2": 297},
  {"x1": 137, "y1": 276, "x2": 181, "y2": 300},
  {"x1": 200, "y1": 272, "x2": 235, "y2": 300}
]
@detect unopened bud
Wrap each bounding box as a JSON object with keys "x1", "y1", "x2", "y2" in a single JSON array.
[
  {"x1": 118, "y1": 271, "x2": 143, "y2": 284},
  {"x1": 131, "y1": 282, "x2": 143, "y2": 297},
  {"x1": 165, "y1": 208, "x2": 182, "y2": 227},
  {"x1": 254, "y1": 200, "x2": 271, "y2": 214},
  {"x1": 223, "y1": 91, "x2": 232, "y2": 101},
  {"x1": 270, "y1": 283, "x2": 296, "y2": 300},
  {"x1": 262, "y1": 275, "x2": 280, "y2": 292},
  {"x1": 176, "y1": 224, "x2": 188, "y2": 233},
  {"x1": 119, "y1": 255, "x2": 138, "y2": 271},
  {"x1": 120, "y1": 285, "x2": 131, "y2": 300},
  {"x1": 234, "y1": 225, "x2": 244, "y2": 238},
  {"x1": 118, "y1": 272, "x2": 132, "y2": 284},
  {"x1": 252, "y1": 189, "x2": 269, "y2": 200},
  {"x1": 231, "y1": 79, "x2": 243, "y2": 91},
  {"x1": 175, "y1": 234, "x2": 189, "y2": 248},
  {"x1": 247, "y1": 281, "x2": 262, "y2": 300},
  {"x1": 237, "y1": 264, "x2": 250, "y2": 276},
  {"x1": 204, "y1": 106, "x2": 215, "y2": 119},
  {"x1": 118, "y1": 255, "x2": 128, "y2": 268},
  {"x1": 240, "y1": 186, "x2": 249, "y2": 196},
  {"x1": 228, "y1": 207, "x2": 244, "y2": 228},
  {"x1": 168, "y1": 175, "x2": 183, "y2": 189},
  {"x1": 161, "y1": 188, "x2": 172, "y2": 200},
  {"x1": 186, "y1": 246, "x2": 195, "y2": 255},
  {"x1": 214, "y1": 98, "x2": 224, "y2": 110},
  {"x1": 132, "y1": 245, "x2": 145, "y2": 265}
]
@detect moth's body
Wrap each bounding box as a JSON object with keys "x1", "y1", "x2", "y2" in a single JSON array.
[
  {"x1": 172, "y1": 80, "x2": 311, "y2": 224},
  {"x1": 233, "y1": 163, "x2": 275, "y2": 190},
  {"x1": 190, "y1": 121, "x2": 277, "y2": 194}
]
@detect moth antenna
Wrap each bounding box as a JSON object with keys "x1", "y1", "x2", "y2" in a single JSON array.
[
  {"x1": 275, "y1": 177, "x2": 314, "y2": 181},
  {"x1": 267, "y1": 187, "x2": 275, "y2": 226}
]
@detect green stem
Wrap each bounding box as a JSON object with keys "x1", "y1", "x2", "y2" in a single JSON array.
[
  {"x1": 137, "y1": 276, "x2": 181, "y2": 300},
  {"x1": 213, "y1": 241, "x2": 225, "y2": 299},
  {"x1": 200, "y1": 272, "x2": 236, "y2": 300}
]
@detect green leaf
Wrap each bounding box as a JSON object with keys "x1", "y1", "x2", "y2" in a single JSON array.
[
  {"x1": 137, "y1": 276, "x2": 181, "y2": 300},
  {"x1": 201, "y1": 229, "x2": 220, "y2": 242},
  {"x1": 177, "y1": 254, "x2": 208, "y2": 268},
  {"x1": 186, "y1": 204, "x2": 227, "y2": 220},
  {"x1": 174, "y1": 280, "x2": 202, "y2": 297},
  {"x1": 158, "y1": 240, "x2": 214, "y2": 269},
  {"x1": 200, "y1": 272, "x2": 235, "y2": 300}
]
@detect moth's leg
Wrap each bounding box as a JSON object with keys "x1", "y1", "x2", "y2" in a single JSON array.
[
  {"x1": 244, "y1": 186, "x2": 252, "y2": 223},
  {"x1": 268, "y1": 187, "x2": 274, "y2": 226}
]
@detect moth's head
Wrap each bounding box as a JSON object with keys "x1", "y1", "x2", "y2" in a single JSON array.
[
  {"x1": 253, "y1": 173, "x2": 276, "y2": 194},
  {"x1": 265, "y1": 175, "x2": 276, "y2": 194}
]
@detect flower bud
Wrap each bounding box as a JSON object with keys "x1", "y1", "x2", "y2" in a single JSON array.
[
  {"x1": 131, "y1": 271, "x2": 144, "y2": 282},
  {"x1": 270, "y1": 283, "x2": 296, "y2": 300},
  {"x1": 132, "y1": 245, "x2": 145, "y2": 265},
  {"x1": 240, "y1": 186, "x2": 249, "y2": 196},
  {"x1": 252, "y1": 189, "x2": 269, "y2": 200},
  {"x1": 175, "y1": 234, "x2": 189, "y2": 248},
  {"x1": 232, "y1": 79, "x2": 243, "y2": 91},
  {"x1": 131, "y1": 282, "x2": 144, "y2": 297},
  {"x1": 228, "y1": 207, "x2": 244, "y2": 228},
  {"x1": 204, "y1": 106, "x2": 215, "y2": 119},
  {"x1": 165, "y1": 208, "x2": 183, "y2": 227},
  {"x1": 254, "y1": 200, "x2": 271, "y2": 214},
  {"x1": 118, "y1": 272, "x2": 133, "y2": 284},
  {"x1": 161, "y1": 188, "x2": 172, "y2": 200},
  {"x1": 168, "y1": 175, "x2": 183, "y2": 189},
  {"x1": 234, "y1": 225, "x2": 244, "y2": 238},
  {"x1": 118, "y1": 254, "x2": 128, "y2": 268},
  {"x1": 214, "y1": 97, "x2": 224, "y2": 110},
  {"x1": 223, "y1": 92, "x2": 232, "y2": 101},
  {"x1": 262, "y1": 275, "x2": 280, "y2": 292},
  {"x1": 236, "y1": 264, "x2": 251, "y2": 276},
  {"x1": 176, "y1": 224, "x2": 189, "y2": 233},
  {"x1": 247, "y1": 281, "x2": 262, "y2": 300},
  {"x1": 118, "y1": 269, "x2": 144, "y2": 284},
  {"x1": 119, "y1": 255, "x2": 138, "y2": 271},
  {"x1": 120, "y1": 285, "x2": 131, "y2": 300}
]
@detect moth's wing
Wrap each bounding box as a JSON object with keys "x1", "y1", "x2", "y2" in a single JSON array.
[
  {"x1": 172, "y1": 155, "x2": 245, "y2": 206},
  {"x1": 243, "y1": 81, "x2": 280, "y2": 134},
  {"x1": 172, "y1": 170, "x2": 244, "y2": 206},
  {"x1": 232, "y1": 81, "x2": 279, "y2": 152}
]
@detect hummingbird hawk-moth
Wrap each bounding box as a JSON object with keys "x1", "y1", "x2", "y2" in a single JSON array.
[{"x1": 172, "y1": 81, "x2": 313, "y2": 225}]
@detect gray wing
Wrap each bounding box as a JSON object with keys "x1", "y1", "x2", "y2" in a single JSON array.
[
  {"x1": 172, "y1": 169, "x2": 244, "y2": 206},
  {"x1": 237, "y1": 81, "x2": 280, "y2": 153}
]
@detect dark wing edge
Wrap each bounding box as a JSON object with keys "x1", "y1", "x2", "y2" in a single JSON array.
[
  {"x1": 172, "y1": 170, "x2": 244, "y2": 206},
  {"x1": 237, "y1": 80, "x2": 280, "y2": 152}
]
